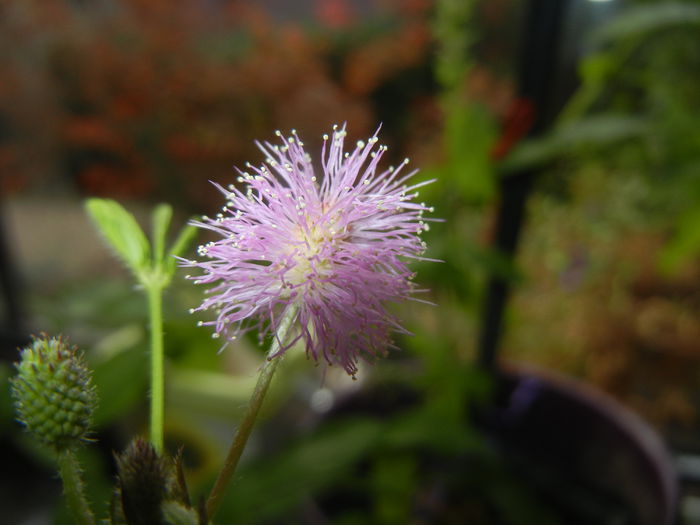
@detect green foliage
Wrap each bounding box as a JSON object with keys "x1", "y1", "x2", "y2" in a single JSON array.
[
  {"x1": 417, "y1": 0, "x2": 500, "y2": 322},
  {"x1": 501, "y1": 115, "x2": 649, "y2": 174},
  {"x1": 85, "y1": 199, "x2": 197, "y2": 290},
  {"x1": 164, "y1": 219, "x2": 199, "y2": 280},
  {"x1": 369, "y1": 454, "x2": 416, "y2": 524},
  {"x1": 659, "y1": 203, "x2": 700, "y2": 273},
  {"x1": 217, "y1": 418, "x2": 383, "y2": 523},
  {"x1": 501, "y1": 0, "x2": 700, "y2": 271},
  {"x1": 429, "y1": 0, "x2": 498, "y2": 205},
  {"x1": 590, "y1": 2, "x2": 700, "y2": 44},
  {"x1": 151, "y1": 204, "x2": 174, "y2": 269},
  {"x1": 85, "y1": 199, "x2": 151, "y2": 281},
  {"x1": 443, "y1": 103, "x2": 497, "y2": 201},
  {"x1": 433, "y1": 0, "x2": 478, "y2": 91}
]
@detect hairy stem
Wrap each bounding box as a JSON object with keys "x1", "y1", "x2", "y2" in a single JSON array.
[
  {"x1": 206, "y1": 306, "x2": 298, "y2": 519},
  {"x1": 147, "y1": 284, "x2": 165, "y2": 452},
  {"x1": 57, "y1": 449, "x2": 95, "y2": 525}
]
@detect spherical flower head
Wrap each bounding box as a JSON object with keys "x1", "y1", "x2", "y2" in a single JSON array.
[
  {"x1": 10, "y1": 335, "x2": 97, "y2": 451},
  {"x1": 183, "y1": 125, "x2": 435, "y2": 376}
]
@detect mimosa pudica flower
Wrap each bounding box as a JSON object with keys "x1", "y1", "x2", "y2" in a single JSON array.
[{"x1": 183, "y1": 125, "x2": 435, "y2": 376}]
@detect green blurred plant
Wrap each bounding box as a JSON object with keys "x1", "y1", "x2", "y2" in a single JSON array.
[
  {"x1": 85, "y1": 199, "x2": 197, "y2": 452},
  {"x1": 7, "y1": 198, "x2": 205, "y2": 523},
  {"x1": 417, "y1": 0, "x2": 503, "y2": 316},
  {"x1": 503, "y1": 1, "x2": 700, "y2": 273},
  {"x1": 430, "y1": 0, "x2": 497, "y2": 205}
]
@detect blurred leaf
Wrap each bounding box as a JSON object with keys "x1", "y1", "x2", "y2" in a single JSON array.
[
  {"x1": 85, "y1": 199, "x2": 150, "y2": 278},
  {"x1": 579, "y1": 54, "x2": 615, "y2": 84},
  {"x1": 444, "y1": 103, "x2": 497, "y2": 202},
  {"x1": 151, "y1": 204, "x2": 173, "y2": 267},
  {"x1": 167, "y1": 368, "x2": 256, "y2": 420},
  {"x1": 591, "y1": 3, "x2": 700, "y2": 45},
  {"x1": 659, "y1": 204, "x2": 700, "y2": 274},
  {"x1": 500, "y1": 115, "x2": 648, "y2": 174},
  {"x1": 382, "y1": 406, "x2": 478, "y2": 454},
  {"x1": 164, "y1": 224, "x2": 198, "y2": 278},
  {"x1": 92, "y1": 324, "x2": 145, "y2": 362},
  {"x1": 396, "y1": 335, "x2": 490, "y2": 454},
  {"x1": 31, "y1": 278, "x2": 147, "y2": 339},
  {"x1": 217, "y1": 419, "x2": 382, "y2": 523},
  {"x1": 466, "y1": 243, "x2": 523, "y2": 284},
  {"x1": 370, "y1": 454, "x2": 416, "y2": 524},
  {"x1": 89, "y1": 344, "x2": 148, "y2": 427}
]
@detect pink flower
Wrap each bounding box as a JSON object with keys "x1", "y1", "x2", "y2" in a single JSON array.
[{"x1": 183, "y1": 125, "x2": 434, "y2": 376}]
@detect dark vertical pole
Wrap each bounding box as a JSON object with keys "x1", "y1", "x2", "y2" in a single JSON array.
[
  {"x1": 0, "y1": 200, "x2": 26, "y2": 359},
  {"x1": 478, "y1": 0, "x2": 569, "y2": 371}
]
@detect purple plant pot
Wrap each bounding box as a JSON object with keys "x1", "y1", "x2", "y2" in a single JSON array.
[{"x1": 478, "y1": 363, "x2": 677, "y2": 525}]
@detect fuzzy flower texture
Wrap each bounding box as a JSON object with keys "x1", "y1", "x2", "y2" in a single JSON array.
[{"x1": 184, "y1": 125, "x2": 435, "y2": 376}]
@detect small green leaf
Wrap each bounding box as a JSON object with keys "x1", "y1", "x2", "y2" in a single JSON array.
[
  {"x1": 164, "y1": 223, "x2": 198, "y2": 278},
  {"x1": 85, "y1": 199, "x2": 150, "y2": 277},
  {"x1": 151, "y1": 203, "x2": 173, "y2": 267}
]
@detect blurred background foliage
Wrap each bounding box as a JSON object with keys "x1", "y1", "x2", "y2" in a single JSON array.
[{"x1": 0, "y1": 0, "x2": 699, "y2": 523}]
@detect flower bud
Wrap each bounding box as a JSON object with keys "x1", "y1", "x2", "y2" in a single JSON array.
[
  {"x1": 113, "y1": 438, "x2": 201, "y2": 525},
  {"x1": 10, "y1": 335, "x2": 97, "y2": 451},
  {"x1": 115, "y1": 438, "x2": 171, "y2": 525}
]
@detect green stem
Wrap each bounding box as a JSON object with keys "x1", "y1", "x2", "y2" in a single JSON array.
[
  {"x1": 57, "y1": 449, "x2": 95, "y2": 525},
  {"x1": 206, "y1": 306, "x2": 298, "y2": 519},
  {"x1": 147, "y1": 284, "x2": 165, "y2": 452}
]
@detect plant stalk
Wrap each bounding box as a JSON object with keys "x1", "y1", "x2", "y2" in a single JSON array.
[
  {"x1": 206, "y1": 306, "x2": 298, "y2": 519},
  {"x1": 57, "y1": 449, "x2": 95, "y2": 525},
  {"x1": 147, "y1": 284, "x2": 165, "y2": 452}
]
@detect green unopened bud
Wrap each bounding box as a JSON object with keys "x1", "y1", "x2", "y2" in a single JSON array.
[{"x1": 10, "y1": 335, "x2": 97, "y2": 451}]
